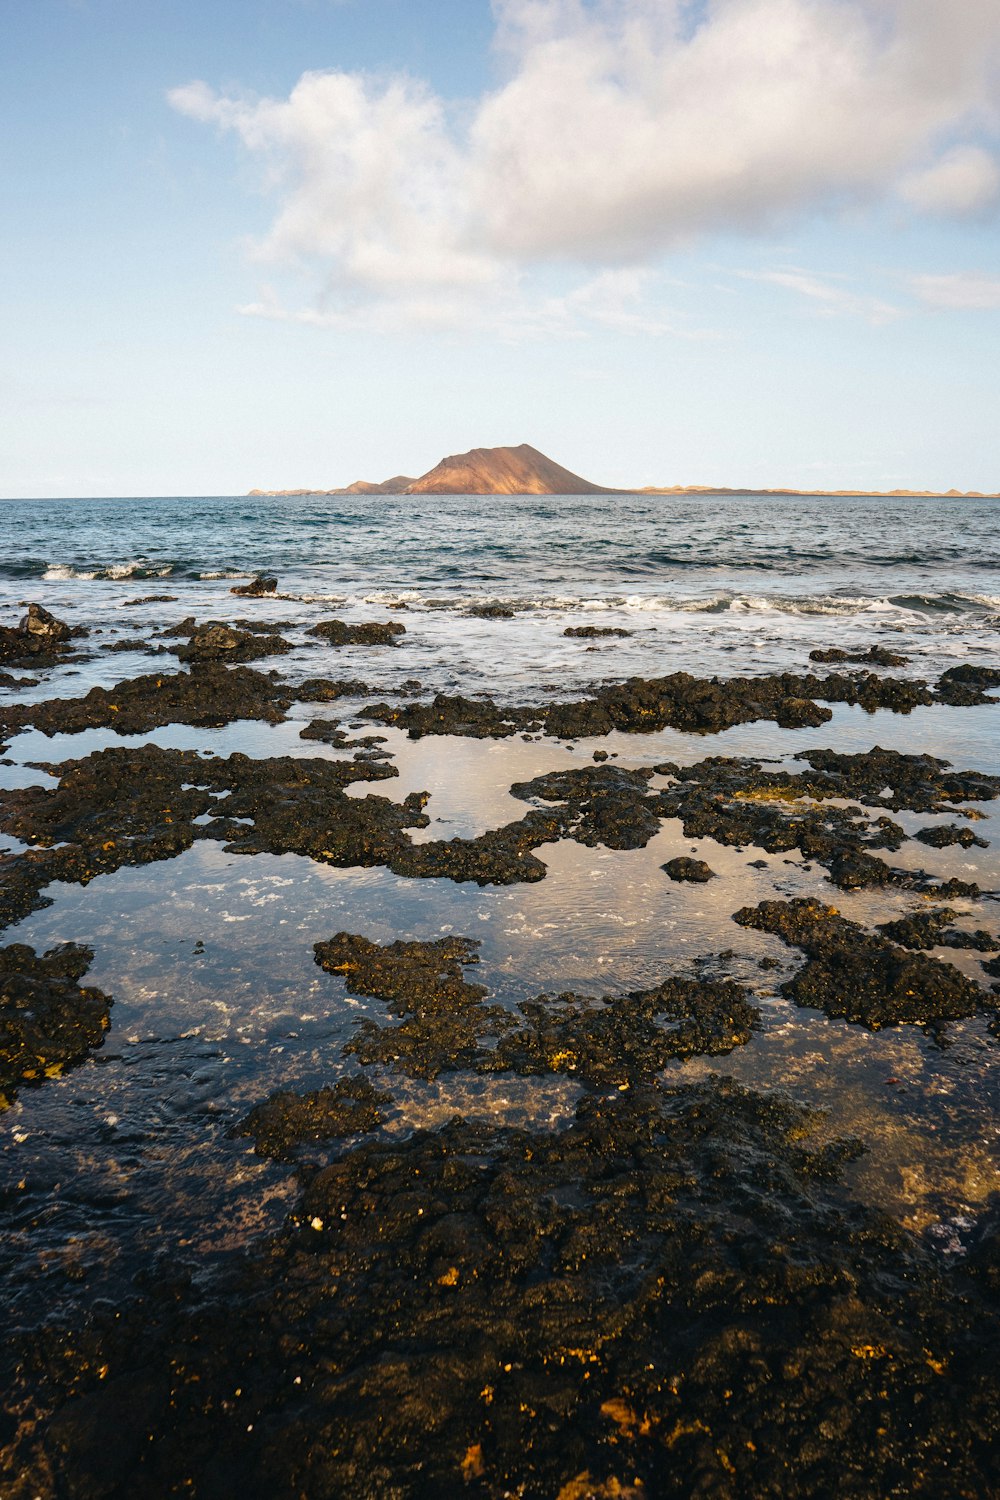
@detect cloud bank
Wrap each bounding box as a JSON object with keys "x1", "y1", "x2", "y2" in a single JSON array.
[{"x1": 170, "y1": 0, "x2": 1000, "y2": 326}]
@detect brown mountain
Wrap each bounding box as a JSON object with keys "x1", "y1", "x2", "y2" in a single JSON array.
[{"x1": 399, "y1": 444, "x2": 616, "y2": 495}]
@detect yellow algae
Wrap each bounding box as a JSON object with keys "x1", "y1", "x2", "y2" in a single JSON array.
[{"x1": 460, "y1": 1444, "x2": 485, "y2": 1481}]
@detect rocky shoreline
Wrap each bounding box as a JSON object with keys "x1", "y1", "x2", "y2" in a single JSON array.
[{"x1": 1, "y1": 598, "x2": 999, "y2": 1497}]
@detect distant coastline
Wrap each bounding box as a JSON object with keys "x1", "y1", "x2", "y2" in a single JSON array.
[{"x1": 248, "y1": 442, "x2": 998, "y2": 500}]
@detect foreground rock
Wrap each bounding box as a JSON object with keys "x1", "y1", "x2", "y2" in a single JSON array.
[
  {"x1": 0, "y1": 943, "x2": 112, "y2": 1108},
  {"x1": 5, "y1": 1077, "x2": 998, "y2": 1498},
  {"x1": 733, "y1": 898, "x2": 992, "y2": 1031}
]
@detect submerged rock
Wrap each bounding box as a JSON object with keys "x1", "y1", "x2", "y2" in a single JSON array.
[
  {"x1": 733, "y1": 897, "x2": 993, "y2": 1030},
  {"x1": 235, "y1": 1076, "x2": 391, "y2": 1160},
  {"x1": 0, "y1": 942, "x2": 112, "y2": 1108},
  {"x1": 468, "y1": 603, "x2": 516, "y2": 619},
  {"x1": 564, "y1": 626, "x2": 632, "y2": 638}
]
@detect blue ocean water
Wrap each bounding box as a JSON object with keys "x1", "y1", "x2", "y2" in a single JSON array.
[{"x1": 1, "y1": 492, "x2": 998, "y2": 694}]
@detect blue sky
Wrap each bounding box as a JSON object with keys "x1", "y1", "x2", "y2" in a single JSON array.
[{"x1": 2, "y1": 0, "x2": 998, "y2": 497}]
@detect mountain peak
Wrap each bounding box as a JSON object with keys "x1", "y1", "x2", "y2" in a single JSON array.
[{"x1": 399, "y1": 443, "x2": 615, "y2": 495}]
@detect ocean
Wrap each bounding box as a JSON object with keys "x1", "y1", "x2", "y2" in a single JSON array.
[{"x1": 1, "y1": 492, "x2": 999, "y2": 1495}]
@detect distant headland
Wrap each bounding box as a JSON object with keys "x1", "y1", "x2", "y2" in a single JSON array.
[{"x1": 248, "y1": 443, "x2": 997, "y2": 499}]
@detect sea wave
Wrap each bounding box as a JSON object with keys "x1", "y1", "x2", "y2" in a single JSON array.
[
  {"x1": 297, "y1": 588, "x2": 1000, "y2": 621},
  {"x1": 39, "y1": 560, "x2": 176, "y2": 582}
]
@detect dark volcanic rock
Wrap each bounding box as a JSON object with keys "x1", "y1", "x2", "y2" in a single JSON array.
[
  {"x1": 365, "y1": 666, "x2": 947, "y2": 741},
  {"x1": 936, "y1": 663, "x2": 1000, "y2": 705},
  {"x1": 484, "y1": 976, "x2": 757, "y2": 1087},
  {"x1": 231, "y1": 576, "x2": 278, "y2": 597},
  {"x1": 234, "y1": 1076, "x2": 391, "y2": 1160},
  {"x1": 662, "y1": 856, "x2": 717, "y2": 883},
  {"x1": 5, "y1": 1079, "x2": 999, "y2": 1499},
  {"x1": 315, "y1": 931, "x2": 757, "y2": 1085},
  {"x1": 0, "y1": 942, "x2": 112, "y2": 1108},
  {"x1": 564, "y1": 625, "x2": 632, "y2": 638},
  {"x1": 915, "y1": 822, "x2": 989, "y2": 849},
  {"x1": 316, "y1": 933, "x2": 511, "y2": 1079},
  {"x1": 0, "y1": 602, "x2": 85, "y2": 668},
  {"x1": 468, "y1": 603, "x2": 515, "y2": 619},
  {"x1": 809, "y1": 645, "x2": 909, "y2": 667},
  {"x1": 0, "y1": 665, "x2": 295, "y2": 741},
  {"x1": 172, "y1": 622, "x2": 292, "y2": 664},
  {"x1": 0, "y1": 745, "x2": 408, "y2": 932},
  {"x1": 307, "y1": 620, "x2": 405, "y2": 647},
  {"x1": 877, "y1": 908, "x2": 999, "y2": 953},
  {"x1": 733, "y1": 897, "x2": 992, "y2": 1030}
]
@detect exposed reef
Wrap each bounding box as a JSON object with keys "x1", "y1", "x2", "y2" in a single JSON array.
[
  {"x1": 313, "y1": 932, "x2": 758, "y2": 1086},
  {"x1": 365, "y1": 663, "x2": 998, "y2": 741},
  {"x1": 0, "y1": 942, "x2": 111, "y2": 1108},
  {"x1": 733, "y1": 898, "x2": 993, "y2": 1031}
]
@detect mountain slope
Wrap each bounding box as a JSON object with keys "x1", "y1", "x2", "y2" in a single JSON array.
[{"x1": 401, "y1": 444, "x2": 616, "y2": 495}]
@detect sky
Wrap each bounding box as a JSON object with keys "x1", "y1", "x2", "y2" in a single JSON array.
[{"x1": 1, "y1": 0, "x2": 998, "y2": 497}]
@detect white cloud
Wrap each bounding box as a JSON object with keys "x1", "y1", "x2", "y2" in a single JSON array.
[
  {"x1": 899, "y1": 145, "x2": 1000, "y2": 218},
  {"x1": 741, "y1": 267, "x2": 901, "y2": 324},
  {"x1": 910, "y1": 272, "x2": 1000, "y2": 310},
  {"x1": 170, "y1": 0, "x2": 1000, "y2": 328}
]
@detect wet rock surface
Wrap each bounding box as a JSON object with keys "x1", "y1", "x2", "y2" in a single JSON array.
[
  {"x1": 231, "y1": 576, "x2": 278, "y2": 597},
  {"x1": 0, "y1": 744, "x2": 408, "y2": 931},
  {"x1": 468, "y1": 603, "x2": 516, "y2": 619},
  {"x1": 733, "y1": 898, "x2": 994, "y2": 1030},
  {"x1": 876, "y1": 907, "x2": 999, "y2": 953},
  {"x1": 1, "y1": 636, "x2": 1000, "y2": 1496},
  {"x1": 0, "y1": 942, "x2": 111, "y2": 1108},
  {"x1": 3, "y1": 741, "x2": 994, "y2": 934},
  {"x1": 171, "y1": 621, "x2": 293, "y2": 664},
  {"x1": 662, "y1": 856, "x2": 716, "y2": 883},
  {"x1": 564, "y1": 626, "x2": 632, "y2": 638},
  {"x1": 0, "y1": 665, "x2": 295, "y2": 740},
  {"x1": 0, "y1": 603, "x2": 85, "y2": 668},
  {"x1": 315, "y1": 932, "x2": 758, "y2": 1086},
  {"x1": 235, "y1": 1076, "x2": 392, "y2": 1161},
  {"x1": 657, "y1": 747, "x2": 1000, "y2": 893},
  {"x1": 307, "y1": 619, "x2": 405, "y2": 647},
  {"x1": 809, "y1": 645, "x2": 909, "y2": 667},
  {"x1": 4, "y1": 1078, "x2": 998, "y2": 1499},
  {"x1": 364, "y1": 663, "x2": 1000, "y2": 741}
]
